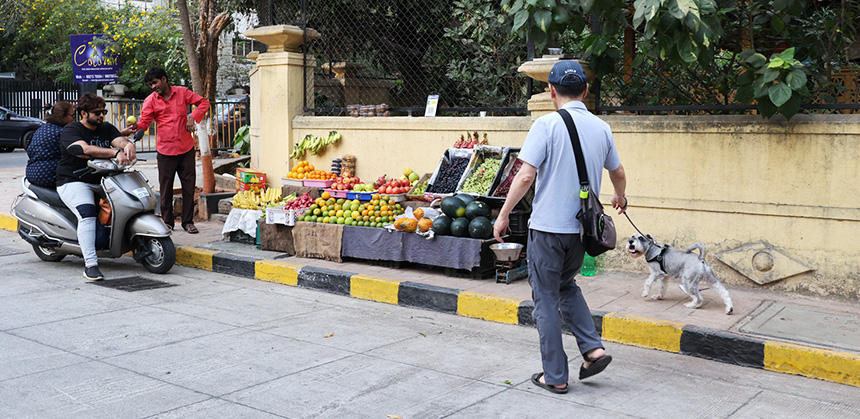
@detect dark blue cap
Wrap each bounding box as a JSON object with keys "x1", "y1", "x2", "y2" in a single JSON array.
[{"x1": 548, "y1": 60, "x2": 587, "y2": 87}]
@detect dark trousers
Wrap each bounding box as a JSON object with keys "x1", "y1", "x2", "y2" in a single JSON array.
[
  {"x1": 527, "y1": 228, "x2": 603, "y2": 385},
  {"x1": 157, "y1": 148, "x2": 196, "y2": 228}
]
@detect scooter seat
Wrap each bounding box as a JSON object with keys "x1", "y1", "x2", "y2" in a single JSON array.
[{"x1": 27, "y1": 183, "x2": 68, "y2": 209}]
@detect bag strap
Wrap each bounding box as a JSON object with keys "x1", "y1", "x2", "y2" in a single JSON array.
[{"x1": 557, "y1": 109, "x2": 590, "y2": 191}]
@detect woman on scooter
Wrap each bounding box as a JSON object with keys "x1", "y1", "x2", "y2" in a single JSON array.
[
  {"x1": 56, "y1": 93, "x2": 136, "y2": 281},
  {"x1": 25, "y1": 101, "x2": 76, "y2": 188}
]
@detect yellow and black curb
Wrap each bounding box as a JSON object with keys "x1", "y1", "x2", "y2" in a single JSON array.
[
  {"x1": 1, "y1": 207, "x2": 856, "y2": 389},
  {"x1": 173, "y1": 245, "x2": 860, "y2": 388}
]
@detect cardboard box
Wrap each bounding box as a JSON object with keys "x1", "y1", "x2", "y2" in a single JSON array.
[
  {"x1": 236, "y1": 168, "x2": 267, "y2": 184},
  {"x1": 236, "y1": 179, "x2": 264, "y2": 192}
]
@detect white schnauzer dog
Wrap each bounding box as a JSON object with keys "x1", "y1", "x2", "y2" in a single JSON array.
[{"x1": 627, "y1": 234, "x2": 733, "y2": 315}]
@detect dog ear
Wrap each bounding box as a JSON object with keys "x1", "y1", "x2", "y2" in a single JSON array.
[{"x1": 646, "y1": 234, "x2": 653, "y2": 240}]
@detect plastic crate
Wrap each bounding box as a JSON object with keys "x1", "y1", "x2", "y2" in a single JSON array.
[
  {"x1": 378, "y1": 193, "x2": 406, "y2": 202},
  {"x1": 425, "y1": 148, "x2": 474, "y2": 195},
  {"x1": 303, "y1": 179, "x2": 336, "y2": 188},
  {"x1": 406, "y1": 173, "x2": 432, "y2": 201},
  {"x1": 508, "y1": 209, "x2": 530, "y2": 236},
  {"x1": 455, "y1": 145, "x2": 505, "y2": 196},
  {"x1": 347, "y1": 190, "x2": 377, "y2": 201},
  {"x1": 323, "y1": 188, "x2": 348, "y2": 198},
  {"x1": 282, "y1": 177, "x2": 305, "y2": 187}
]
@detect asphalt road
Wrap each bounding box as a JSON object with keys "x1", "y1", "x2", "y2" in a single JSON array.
[
  {"x1": 0, "y1": 230, "x2": 857, "y2": 418},
  {"x1": 0, "y1": 150, "x2": 28, "y2": 170}
]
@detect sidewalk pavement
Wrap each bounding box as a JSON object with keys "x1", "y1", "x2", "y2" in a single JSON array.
[{"x1": 0, "y1": 159, "x2": 857, "y2": 388}]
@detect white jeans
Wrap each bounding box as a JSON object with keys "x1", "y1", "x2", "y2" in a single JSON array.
[{"x1": 57, "y1": 182, "x2": 102, "y2": 267}]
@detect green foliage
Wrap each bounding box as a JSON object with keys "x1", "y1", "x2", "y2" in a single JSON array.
[
  {"x1": 439, "y1": 0, "x2": 525, "y2": 107},
  {"x1": 231, "y1": 125, "x2": 250, "y2": 155},
  {"x1": 0, "y1": 0, "x2": 189, "y2": 96},
  {"x1": 500, "y1": 0, "x2": 857, "y2": 120}
]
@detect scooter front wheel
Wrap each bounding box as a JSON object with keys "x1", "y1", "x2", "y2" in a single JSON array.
[
  {"x1": 136, "y1": 236, "x2": 176, "y2": 274},
  {"x1": 32, "y1": 244, "x2": 65, "y2": 262}
]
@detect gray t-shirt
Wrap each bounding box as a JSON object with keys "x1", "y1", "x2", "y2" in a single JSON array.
[{"x1": 518, "y1": 101, "x2": 621, "y2": 234}]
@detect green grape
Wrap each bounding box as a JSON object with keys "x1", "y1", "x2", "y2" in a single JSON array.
[{"x1": 460, "y1": 158, "x2": 502, "y2": 194}]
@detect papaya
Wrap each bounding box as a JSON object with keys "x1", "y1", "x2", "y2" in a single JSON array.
[
  {"x1": 418, "y1": 217, "x2": 433, "y2": 232},
  {"x1": 413, "y1": 208, "x2": 424, "y2": 219},
  {"x1": 395, "y1": 217, "x2": 418, "y2": 232}
]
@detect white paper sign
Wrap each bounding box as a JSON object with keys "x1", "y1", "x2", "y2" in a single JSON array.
[{"x1": 425, "y1": 94, "x2": 439, "y2": 117}]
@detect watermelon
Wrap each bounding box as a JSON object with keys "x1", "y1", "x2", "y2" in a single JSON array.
[
  {"x1": 441, "y1": 196, "x2": 467, "y2": 218},
  {"x1": 450, "y1": 217, "x2": 470, "y2": 237},
  {"x1": 455, "y1": 194, "x2": 475, "y2": 205},
  {"x1": 464, "y1": 200, "x2": 490, "y2": 219},
  {"x1": 468, "y1": 216, "x2": 493, "y2": 239},
  {"x1": 433, "y1": 215, "x2": 452, "y2": 235}
]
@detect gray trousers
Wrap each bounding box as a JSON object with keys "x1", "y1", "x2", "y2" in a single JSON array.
[
  {"x1": 527, "y1": 228, "x2": 603, "y2": 385},
  {"x1": 57, "y1": 182, "x2": 102, "y2": 267}
]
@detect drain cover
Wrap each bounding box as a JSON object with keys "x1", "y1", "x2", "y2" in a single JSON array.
[
  {"x1": 0, "y1": 246, "x2": 29, "y2": 257},
  {"x1": 89, "y1": 276, "x2": 177, "y2": 292}
]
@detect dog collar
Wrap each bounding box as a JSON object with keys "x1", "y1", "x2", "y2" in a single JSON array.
[{"x1": 646, "y1": 245, "x2": 670, "y2": 274}]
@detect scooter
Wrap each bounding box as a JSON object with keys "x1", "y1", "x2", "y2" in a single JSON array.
[{"x1": 11, "y1": 158, "x2": 175, "y2": 274}]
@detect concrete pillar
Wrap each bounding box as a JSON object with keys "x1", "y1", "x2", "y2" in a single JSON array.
[
  {"x1": 244, "y1": 25, "x2": 320, "y2": 188},
  {"x1": 518, "y1": 57, "x2": 595, "y2": 120}
]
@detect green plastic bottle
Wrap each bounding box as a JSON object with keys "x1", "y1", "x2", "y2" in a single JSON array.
[{"x1": 580, "y1": 254, "x2": 597, "y2": 276}]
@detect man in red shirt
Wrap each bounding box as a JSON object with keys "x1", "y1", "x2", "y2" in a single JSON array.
[{"x1": 133, "y1": 67, "x2": 209, "y2": 233}]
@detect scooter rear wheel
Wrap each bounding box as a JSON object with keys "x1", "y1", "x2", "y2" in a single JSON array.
[
  {"x1": 137, "y1": 237, "x2": 176, "y2": 274},
  {"x1": 32, "y1": 244, "x2": 65, "y2": 262}
]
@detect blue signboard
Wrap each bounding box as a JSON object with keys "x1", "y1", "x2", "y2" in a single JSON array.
[{"x1": 70, "y1": 34, "x2": 121, "y2": 83}]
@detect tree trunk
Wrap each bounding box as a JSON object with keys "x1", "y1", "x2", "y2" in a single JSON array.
[{"x1": 175, "y1": 0, "x2": 231, "y2": 195}]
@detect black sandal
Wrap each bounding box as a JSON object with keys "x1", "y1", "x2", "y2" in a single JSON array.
[
  {"x1": 531, "y1": 372, "x2": 568, "y2": 394},
  {"x1": 579, "y1": 354, "x2": 612, "y2": 380}
]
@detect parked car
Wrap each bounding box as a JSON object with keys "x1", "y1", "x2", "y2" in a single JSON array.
[
  {"x1": 213, "y1": 95, "x2": 249, "y2": 149},
  {"x1": 0, "y1": 106, "x2": 44, "y2": 152}
]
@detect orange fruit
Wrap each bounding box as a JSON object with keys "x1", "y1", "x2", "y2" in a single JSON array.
[{"x1": 321, "y1": 191, "x2": 331, "y2": 200}]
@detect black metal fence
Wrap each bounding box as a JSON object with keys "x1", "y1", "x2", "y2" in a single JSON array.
[
  {"x1": 0, "y1": 79, "x2": 78, "y2": 119},
  {"x1": 259, "y1": 0, "x2": 858, "y2": 117}
]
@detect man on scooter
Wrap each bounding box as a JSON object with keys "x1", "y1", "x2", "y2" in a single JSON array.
[{"x1": 56, "y1": 93, "x2": 137, "y2": 281}]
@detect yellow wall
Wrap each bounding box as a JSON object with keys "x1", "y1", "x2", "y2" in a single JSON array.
[{"x1": 276, "y1": 114, "x2": 860, "y2": 298}]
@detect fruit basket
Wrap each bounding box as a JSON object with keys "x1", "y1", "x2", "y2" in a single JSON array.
[
  {"x1": 303, "y1": 179, "x2": 336, "y2": 188},
  {"x1": 456, "y1": 145, "x2": 505, "y2": 197},
  {"x1": 425, "y1": 148, "x2": 474, "y2": 198},
  {"x1": 347, "y1": 190, "x2": 377, "y2": 201},
  {"x1": 282, "y1": 177, "x2": 305, "y2": 187},
  {"x1": 489, "y1": 147, "x2": 522, "y2": 199},
  {"x1": 323, "y1": 188, "x2": 348, "y2": 198},
  {"x1": 379, "y1": 193, "x2": 406, "y2": 202},
  {"x1": 406, "y1": 173, "x2": 432, "y2": 201}
]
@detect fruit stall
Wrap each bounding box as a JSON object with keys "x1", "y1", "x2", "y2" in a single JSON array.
[{"x1": 222, "y1": 132, "x2": 531, "y2": 279}]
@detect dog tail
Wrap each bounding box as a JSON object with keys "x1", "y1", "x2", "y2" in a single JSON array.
[{"x1": 685, "y1": 243, "x2": 707, "y2": 261}]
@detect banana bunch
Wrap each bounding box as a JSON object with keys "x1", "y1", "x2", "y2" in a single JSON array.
[
  {"x1": 232, "y1": 190, "x2": 262, "y2": 209},
  {"x1": 260, "y1": 187, "x2": 283, "y2": 207},
  {"x1": 290, "y1": 131, "x2": 342, "y2": 160},
  {"x1": 232, "y1": 188, "x2": 283, "y2": 210}
]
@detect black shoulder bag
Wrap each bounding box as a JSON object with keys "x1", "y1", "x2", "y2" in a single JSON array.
[{"x1": 557, "y1": 109, "x2": 617, "y2": 256}]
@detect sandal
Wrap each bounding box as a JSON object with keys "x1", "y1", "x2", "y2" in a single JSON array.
[
  {"x1": 183, "y1": 224, "x2": 199, "y2": 234},
  {"x1": 531, "y1": 372, "x2": 568, "y2": 394},
  {"x1": 579, "y1": 354, "x2": 612, "y2": 380}
]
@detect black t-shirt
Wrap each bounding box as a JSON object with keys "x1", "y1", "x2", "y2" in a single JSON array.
[{"x1": 56, "y1": 121, "x2": 121, "y2": 186}]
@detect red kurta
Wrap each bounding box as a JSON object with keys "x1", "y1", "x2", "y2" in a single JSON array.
[{"x1": 137, "y1": 86, "x2": 210, "y2": 156}]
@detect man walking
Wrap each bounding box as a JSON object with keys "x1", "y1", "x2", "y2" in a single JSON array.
[
  {"x1": 133, "y1": 67, "x2": 209, "y2": 233},
  {"x1": 493, "y1": 60, "x2": 627, "y2": 394}
]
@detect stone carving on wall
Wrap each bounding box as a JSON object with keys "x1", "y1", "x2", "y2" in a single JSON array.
[{"x1": 717, "y1": 241, "x2": 812, "y2": 285}]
